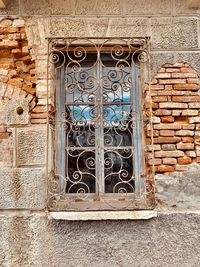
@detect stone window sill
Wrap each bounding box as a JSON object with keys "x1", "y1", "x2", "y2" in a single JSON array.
[{"x1": 48, "y1": 210, "x2": 157, "y2": 221}]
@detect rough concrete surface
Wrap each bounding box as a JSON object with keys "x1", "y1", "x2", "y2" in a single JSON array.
[{"x1": 0, "y1": 212, "x2": 199, "y2": 267}]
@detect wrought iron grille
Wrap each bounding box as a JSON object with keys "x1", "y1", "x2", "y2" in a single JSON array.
[{"x1": 47, "y1": 37, "x2": 154, "y2": 210}]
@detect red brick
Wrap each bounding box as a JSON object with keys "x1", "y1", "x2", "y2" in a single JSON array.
[
  {"x1": 155, "y1": 73, "x2": 171, "y2": 79},
  {"x1": 196, "y1": 157, "x2": 200, "y2": 163},
  {"x1": 150, "y1": 85, "x2": 164, "y2": 90},
  {"x1": 160, "y1": 130, "x2": 175, "y2": 137},
  {"x1": 22, "y1": 84, "x2": 36, "y2": 95},
  {"x1": 146, "y1": 130, "x2": 159, "y2": 137},
  {"x1": 154, "y1": 123, "x2": 181, "y2": 130},
  {"x1": 152, "y1": 96, "x2": 168, "y2": 102},
  {"x1": 182, "y1": 137, "x2": 194, "y2": 143},
  {"x1": 174, "y1": 84, "x2": 200, "y2": 90},
  {"x1": 0, "y1": 133, "x2": 10, "y2": 139},
  {"x1": 176, "y1": 143, "x2": 194, "y2": 150},
  {"x1": 154, "y1": 137, "x2": 181, "y2": 144},
  {"x1": 148, "y1": 159, "x2": 162, "y2": 165},
  {"x1": 171, "y1": 72, "x2": 197, "y2": 78},
  {"x1": 165, "y1": 68, "x2": 181, "y2": 73},
  {"x1": 159, "y1": 79, "x2": 186, "y2": 85},
  {"x1": 31, "y1": 113, "x2": 47, "y2": 119},
  {"x1": 187, "y1": 78, "x2": 199, "y2": 84},
  {"x1": 177, "y1": 157, "x2": 192, "y2": 164},
  {"x1": 0, "y1": 27, "x2": 20, "y2": 34},
  {"x1": 172, "y1": 96, "x2": 200, "y2": 102},
  {"x1": 154, "y1": 109, "x2": 171, "y2": 116},
  {"x1": 154, "y1": 165, "x2": 175, "y2": 173},
  {"x1": 161, "y1": 116, "x2": 174, "y2": 123},
  {"x1": 181, "y1": 67, "x2": 196, "y2": 73},
  {"x1": 162, "y1": 158, "x2": 177, "y2": 165}
]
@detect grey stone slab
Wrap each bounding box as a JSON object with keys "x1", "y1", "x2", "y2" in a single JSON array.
[
  {"x1": 5, "y1": 99, "x2": 30, "y2": 126},
  {"x1": 47, "y1": 18, "x2": 88, "y2": 37},
  {"x1": 125, "y1": 0, "x2": 172, "y2": 15},
  {"x1": 155, "y1": 165, "x2": 200, "y2": 209},
  {"x1": 0, "y1": 168, "x2": 46, "y2": 209},
  {"x1": 87, "y1": 18, "x2": 109, "y2": 37},
  {"x1": 109, "y1": 18, "x2": 149, "y2": 37},
  {"x1": 21, "y1": 0, "x2": 75, "y2": 15},
  {"x1": 174, "y1": 0, "x2": 200, "y2": 14},
  {"x1": 0, "y1": 0, "x2": 19, "y2": 15},
  {"x1": 75, "y1": 0, "x2": 121, "y2": 15},
  {"x1": 0, "y1": 136, "x2": 13, "y2": 168},
  {"x1": 151, "y1": 17, "x2": 199, "y2": 50},
  {"x1": 16, "y1": 126, "x2": 46, "y2": 166}
]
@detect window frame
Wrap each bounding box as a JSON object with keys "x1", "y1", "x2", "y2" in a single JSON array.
[{"x1": 47, "y1": 37, "x2": 155, "y2": 211}]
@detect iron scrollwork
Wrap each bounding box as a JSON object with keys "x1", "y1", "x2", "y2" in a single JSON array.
[{"x1": 48, "y1": 37, "x2": 151, "y2": 210}]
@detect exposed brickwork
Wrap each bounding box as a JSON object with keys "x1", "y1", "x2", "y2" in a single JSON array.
[
  {"x1": 0, "y1": 18, "x2": 47, "y2": 163},
  {"x1": 146, "y1": 63, "x2": 200, "y2": 173},
  {"x1": 0, "y1": 18, "x2": 47, "y2": 141}
]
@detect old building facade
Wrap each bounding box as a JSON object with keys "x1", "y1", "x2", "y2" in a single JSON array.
[{"x1": 0, "y1": 0, "x2": 200, "y2": 266}]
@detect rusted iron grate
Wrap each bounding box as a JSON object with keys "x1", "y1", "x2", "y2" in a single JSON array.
[{"x1": 47, "y1": 37, "x2": 154, "y2": 210}]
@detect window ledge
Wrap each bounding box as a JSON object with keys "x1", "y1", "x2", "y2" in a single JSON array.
[{"x1": 48, "y1": 210, "x2": 157, "y2": 221}]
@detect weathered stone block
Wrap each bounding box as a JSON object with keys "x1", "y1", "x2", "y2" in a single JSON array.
[
  {"x1": 174, "y1": 0, "x2": 200, "y2": 14},
  {"x1": 87, "y1": 18, "x2": 109, "y2": 37},
  {"x1": 109, "y1": 18, "x2": 148, "y2": 37},
  {"x1": 151, "y1": 18, "x2": 198, "y2": 49},
  {"x1": 75, "y1": 0, "x2": 121, "y2": 15},
  {"x1": 47, "y1": 18, "x2": 87, "y2": 37},
  {"x1": 0, "y1": 168, "x2": 46, "y2": 209},
  {"x1": 154, "y1": 123, "x2": 181, "y2": 130},
  {"x1": 5, "y1": 99, "x2": 30, "y2": 126},
  {"x1": 125, "y1": 0, "x2": 171, "y2": 15},
  {"x1": 16, "y1": 126, "x2": 46, "y2": 166},
  {"x1": 21, "y1": 0, "x2": 76, "y2": 15}
]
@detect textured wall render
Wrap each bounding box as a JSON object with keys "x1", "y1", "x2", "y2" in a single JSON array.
[{"x1": 0, "y1": 213, "x2": 199, "y2": 267}]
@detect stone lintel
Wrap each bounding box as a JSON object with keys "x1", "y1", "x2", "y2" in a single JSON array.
[{"x1": 49, "y1": 210, "x2": 157, "y2": 221}]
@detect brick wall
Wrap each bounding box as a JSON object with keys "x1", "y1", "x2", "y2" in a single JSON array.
[
  {"x1": 146, "y1": 63, "x2": 200, "y2": 174},
  {"x1": 0, "y1": 18, "x2": 47, "y2": 168}
]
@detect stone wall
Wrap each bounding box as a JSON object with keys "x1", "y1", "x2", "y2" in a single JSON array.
[{"x1": 0, "y1": 0, "x2": 200, "y2": 266}]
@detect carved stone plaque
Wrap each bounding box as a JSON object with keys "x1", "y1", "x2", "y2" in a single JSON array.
[{"x1": 16, "y1": 126, "x2": 46, "y2": 166}]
